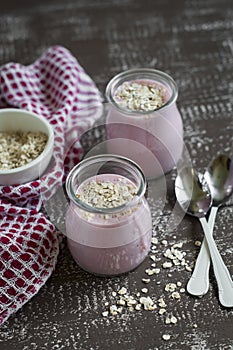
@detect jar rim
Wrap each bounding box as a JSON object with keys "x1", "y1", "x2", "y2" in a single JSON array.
[
  {"x1": 105, "y1": 68, "x2": 178, "y2": 115},
  {"x1": 66, "y1": 154, "x2": 147, "y2": 214}
]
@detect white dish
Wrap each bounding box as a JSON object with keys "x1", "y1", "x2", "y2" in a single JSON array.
[{"x1": 0, "y1": 108, "x2": 54, "y2": 185}]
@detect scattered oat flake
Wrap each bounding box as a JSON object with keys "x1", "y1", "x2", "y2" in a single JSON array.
[
  {"x1": 173, "y1": 242, "x2": 183, "y2": 249},
  {"x1": 118, "y1": 287, "x2": 127, "y2": 295},
  {"x1": 145, "y1": 268, "x2": 159, "y2": 276},
  {"x1": 139, "y1": 296, "x2": 156, "y2": 310},
  {"x1": 109, "y1": 305, "x2": 118, "y2": 315},
  {"x1": 102, "y1": 311, "x2": 109, "y2": 317},
  {"x1": 164, "y1": 249, "x2": 174, "y2": 259},
  {"x1": 127, "y1": 299, "x2": 137, "y2": 306},
  {"x1": 195, "y1": 240, "x2": 202, "y2": 247},
  {"x1": 142, "y1": 278, "x2": 151, "y2": 284},
  {"x1": 162, "y1": 334, "x2": 171, "y2": 341},
  {"x1": 117, "y1": 307, "x2": 123, "y2": 313},
  {"x1": 135, "y1": 304, "x2": 141, "y2": 311},
  {"x1": 159, "y1": 308, "x2": 166, "y2": 315},
  {"x1": 150, "y1": 255, "x2": 156, "y2": 262},
  {"x1": 185, "y1": 266, "x2": 192, "y2": 272},
  {"x1": 158, "y1": 298, "x2": 167, "y2": 308},
  {"x1": 141, "y1": 288, "x2": 148, "y2": 294},
  {"x1": 171, "y1": 315, "x2": 178, "y2": 324},
  {"x1": 161, "y1": 240, "x2": 168, "y2": 246},
  {"x1": 117, "y1": 299, "x2": 126, "y2": 306},
  {"x1": 171, "y1": 291, "x2": 181, "y2": 299},
  {"x1": 165, "y1": 283, "x2": 176, "y2": 292},
  {"x1": 162, "y1": 262, "x2": 173, "y2": 269},
  {"x1": 151, "y1": 237, "x2": 158, "y2": 244}
]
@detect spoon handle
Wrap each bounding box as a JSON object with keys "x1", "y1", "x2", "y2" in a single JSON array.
[
  {"x1": 187, "y1": 206, "x2": 218, "y2": 296},
  {"x1": 199, "y1": 216, "x2": 233, "y2": 307}
]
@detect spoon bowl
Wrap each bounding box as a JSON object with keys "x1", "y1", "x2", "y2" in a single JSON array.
[
  {"x1": 175, "y1": 166, "x2": 212, "y2": 217},
  {"x1": 205, "y1": 154, "x2": 233, "y2": 203}
]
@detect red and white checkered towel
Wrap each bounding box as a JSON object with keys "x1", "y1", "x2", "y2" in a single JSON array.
[{"x1": 0, "y1": 46, "x2": 102, "y2": 324}]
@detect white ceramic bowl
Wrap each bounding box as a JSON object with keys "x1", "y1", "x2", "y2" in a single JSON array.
[{"x1": 0, "y1": 108, "x2": 54, "y2": 185}]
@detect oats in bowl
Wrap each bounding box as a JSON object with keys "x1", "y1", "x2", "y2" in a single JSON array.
[{"x1": 0, "y1": 131, "x2": 48, "y2": 170}]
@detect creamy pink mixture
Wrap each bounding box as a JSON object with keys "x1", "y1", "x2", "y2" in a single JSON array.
[
  {"x1": 107, "y1": 79, "x2": 183, "y2": 178},
  {"x1": 66, "y1": 174, "x2": 152, "y2": 276}
]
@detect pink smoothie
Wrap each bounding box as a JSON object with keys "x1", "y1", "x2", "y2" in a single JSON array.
[
  {"x1": 106, "y1": 78, "x2": 183, "y2": 179},
  {"x1": 66, "y1": 174, "x2": 152, "y2": 276}
]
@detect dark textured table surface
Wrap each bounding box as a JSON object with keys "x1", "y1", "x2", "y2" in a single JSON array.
[{"x1": 0, "y1": 1, "x2": 233, "y2": 349}]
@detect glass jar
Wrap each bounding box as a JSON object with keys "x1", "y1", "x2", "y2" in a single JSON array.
[
  {"x1": 65, "y1": 154, "x2": 152, "y2": 276},
  {"x1": 105, "y1": 68, "x2": 184, "y2": 179}
]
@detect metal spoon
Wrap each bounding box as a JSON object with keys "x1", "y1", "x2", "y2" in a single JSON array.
[
  {"x1": 175, "y1": 166, "x2": 233, "y2": 307},
  {"x1": 187, "y1": 155, "x2": 233, "y2": 297}
]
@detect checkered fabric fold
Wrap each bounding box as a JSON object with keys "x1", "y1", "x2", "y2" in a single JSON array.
[{"x1": 0, "y1": 46, "x2": 102, "y2": 324}]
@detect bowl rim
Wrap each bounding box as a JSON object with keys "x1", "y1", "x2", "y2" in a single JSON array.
[{"x1": 0, "y1": 108, "x2": 54, "y2": 175}]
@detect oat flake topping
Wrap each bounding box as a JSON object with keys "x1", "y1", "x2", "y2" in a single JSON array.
[
  {"x1": 76, "y1": 177, "x2": 137, "y2": 209},
  {"x1": 114, "y1": 80, "x2": 166, "y2": 112}
]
